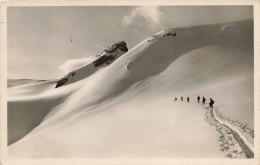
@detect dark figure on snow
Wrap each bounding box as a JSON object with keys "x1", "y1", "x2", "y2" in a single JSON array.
[
  {"x1": 181, "y1": 96, "x2": 183, "y2": 101},
  {"x1": 175, "y1": 97, "x2": 177, "y2": 101},
  {"x1": 209, "y1": 98, "x2": 215, "y2": 109},
  {"x1": 197, "y1": 95, "x2": 200, "y2": 103},
  {"x1": 202, "y1": 97, "x2": 206, "y2": 105},
  {"x1": 187, "y1": 97, "x2": 190, "y2": 102}
]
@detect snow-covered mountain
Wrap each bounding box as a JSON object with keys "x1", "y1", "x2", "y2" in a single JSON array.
[
  {"x1": 55, "y1": 41, "x2": 128, "y2": 88},
  {"x1": 7, "y1": 19, "x2": 254, "y2": 158}
]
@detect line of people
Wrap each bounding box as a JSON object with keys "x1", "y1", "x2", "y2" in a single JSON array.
[
  {"x1": 174, "y1": 95, "x2": 215, "y2": 109},
  {"x1": 174, "y1": 96, "x2": 190, "y2": 102}
]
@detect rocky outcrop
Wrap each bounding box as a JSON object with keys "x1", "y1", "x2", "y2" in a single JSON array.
[
  {"x1": 93, "y1": 41, "x2": 128, "y2": 67},
  {"x1": 55, "y1": 41, "x2": 128, "y2": 88}
]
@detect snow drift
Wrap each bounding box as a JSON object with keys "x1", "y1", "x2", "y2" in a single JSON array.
[{"x1": 7, "y1": 19, "x2": 254, "y2": 158}]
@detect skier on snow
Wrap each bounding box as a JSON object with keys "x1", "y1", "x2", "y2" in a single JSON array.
[
  {"x1": 197, "y1": 95, "x2": 200, "y2": 103},
  {"x1": 209, "y1": 98, "x2": 215, "y2": 109},
  {"x1": 181, "y1": 96, "x2": 183, "y2": 101},
  {"x1": 202, "y1": 96, "x2": 206, "y2": 105},
  {"x1": 187, "y1": 97, "x2": 190, "y2": 102}
]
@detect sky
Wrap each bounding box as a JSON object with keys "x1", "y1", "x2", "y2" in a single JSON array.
[{"x1": 7, "y1": 6, "x2": 253, "y2": 79}]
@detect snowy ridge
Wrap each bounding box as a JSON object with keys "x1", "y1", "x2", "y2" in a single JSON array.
[{"x1": 55, "y1": 41, "x2": 128, "y2": 88}]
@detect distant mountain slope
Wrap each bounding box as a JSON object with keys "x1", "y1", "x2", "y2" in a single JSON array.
[{"x1": 7, "y1": 79, "x2": 47, "y2": 88}]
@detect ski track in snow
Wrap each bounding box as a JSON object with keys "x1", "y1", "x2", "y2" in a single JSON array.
[
  {"x1": 171, "y1": 100, "x2": 254, "y2": 159},
  {"x1": 202, "y1": 103, "x2": 254, "y2": 158}
]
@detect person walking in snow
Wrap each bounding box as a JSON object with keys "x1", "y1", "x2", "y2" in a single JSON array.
[
  {"x1": 187, "y1": 97, "x2": 190, "y2": 102},
  {"x1": 209, "y1": 98, "x2": 215, "y2": 109},
  {"x1": 181, "y1": 96, "x2": 183, "y2": 101},
  {"x1": 197, "y1": 95, "x2": 200, "y2": 103},
  {"x1": 175, "y1": 97, "x2": 177, "y2": 101},
  {"x1": 202, "y1": 96, "x2": 206, "y2": 105}
]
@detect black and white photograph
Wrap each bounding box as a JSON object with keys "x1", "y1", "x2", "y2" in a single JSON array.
[{"x1": 1, "y1": 1, "x2": 259, "y2": 164}]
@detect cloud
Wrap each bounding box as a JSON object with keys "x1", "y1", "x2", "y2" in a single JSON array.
[
  {"x1": 122, "y1": 6, "x2": 164, "y2": 30},
  {"x1": 59, "y1": 56, "x2": 95, "y2": 73}
]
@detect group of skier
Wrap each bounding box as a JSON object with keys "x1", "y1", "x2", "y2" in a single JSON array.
[
  {"x1": 197, "y1": 95, "x2": 215, "y2": 109},
  {"x1": 174, "y1": 95, "x2": 215, "y2": 109},
  {"x1": 175, "y1": 96, "x2": 190, "y2": 102}
]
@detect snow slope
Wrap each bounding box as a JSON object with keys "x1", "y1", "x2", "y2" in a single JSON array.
[{"x1": 8, "y1": 19, "x2": 253, "y2": 158}]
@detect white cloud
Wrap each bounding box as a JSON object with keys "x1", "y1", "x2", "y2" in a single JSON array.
[
  {"x1": 59, "y1": 56, "x2": 95, "y2": 73},
  {"x1": 122, "y1": 6, "x2": 164, "y2": 30}
]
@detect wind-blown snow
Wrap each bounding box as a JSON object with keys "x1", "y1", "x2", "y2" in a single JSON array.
[
  {"x1": 8, "y1": 19, "x2": 254, "y2": 158},
  {"x1": 59, "y1": 56, "x2": 96, "y2": 73}
]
